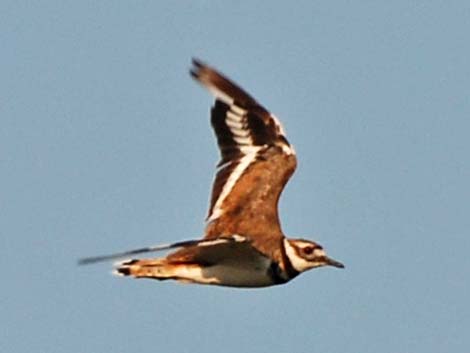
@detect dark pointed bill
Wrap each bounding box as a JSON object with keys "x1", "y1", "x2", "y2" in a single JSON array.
[{"x1": 325, "y1": 257, "x2": 345, "y2": 268}]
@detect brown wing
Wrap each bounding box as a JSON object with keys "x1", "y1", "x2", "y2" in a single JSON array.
[
  {"x1": 190, "y1": 59, "x2": 297, "y2": 257},
  {"x1": 166, "y1": 235, "x2": 268, "y2": 264}
]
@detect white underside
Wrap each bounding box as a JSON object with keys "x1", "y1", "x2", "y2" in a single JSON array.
[
  {"x1": 119, "y1": 236, "x2": 283, "y2": 288},
  {"x1": 171, "y1": 257, "x2": 274, "y2": 287}
]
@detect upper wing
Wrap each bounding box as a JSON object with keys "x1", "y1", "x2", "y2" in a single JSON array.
[
  {"x1": 78, "y1": 238, "x2": 212, "y2": 265},
  {"x1": 166, "y1": 235, "x2": 267, "y2": 264},
  {"x1": 191, "y1": 59, "x2": 297, "y2": 257}
]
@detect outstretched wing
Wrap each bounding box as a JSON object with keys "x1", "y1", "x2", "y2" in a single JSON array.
[
  {"x1": 78, "y1": 238, "x2": 215, "y2": 265},
  {"x1": 190, "y1": 59, "x2": 297, "y2": 257}
]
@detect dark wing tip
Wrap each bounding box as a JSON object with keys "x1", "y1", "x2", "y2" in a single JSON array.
[
  {"x1": 189, "y1": 58, "x2": 260, "y2": 108},
  {"x1": 190, "y1": 58, "x2": 210, "y2": 82},
  {"x1": 192, "y1": 57, "x2": 204, "y2": 69},
  {"x1": 190, "y1": 58, "x2": 202, "y2": 79}
]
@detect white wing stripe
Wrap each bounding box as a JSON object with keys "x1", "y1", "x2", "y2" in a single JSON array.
[
  {"x1": 231, "y1": 128, "x2": 250, "y2": 138},
  {"x1": 226, "y1": 110, "x2": 243, "y2": 122},
  {"x1": 208, "y1": 149, "x2": 260, "y2": 222},
  {"x1": 226, "y1": 119, "x2": 244, "y2": 130},
  {"x1": 233, "y1": 135, "x2": 252, "y2": 145},
  {"x1": 207, "y1": 87, "x2": 234, "y2": 105},
  {"x1": 240, "y1": 145, "x2": 263, "y2": 154},
  {"x1": 231, "y1": 105, "x2": 247, "y2": 115},
  {"x1": 270, "y1": 114, "x2": 287, "y2": 136},
  {"x1": 226, "y1": 108, "x2": 251, "y2": 140}
]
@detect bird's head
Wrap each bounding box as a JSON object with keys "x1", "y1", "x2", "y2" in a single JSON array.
[{"x1": 284, "y1": 238, "x2": 344, "y2": 272}]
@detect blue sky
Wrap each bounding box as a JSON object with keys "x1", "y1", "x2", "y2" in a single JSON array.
[{"x1": 2, "y1": 1, "x2": 469, "y2": 352}]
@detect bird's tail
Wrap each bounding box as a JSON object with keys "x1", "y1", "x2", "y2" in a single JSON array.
[
  {"x1": 114, "y1": 258, "x2": 174, "y2": 280},
  {"x1": 114, "y1": 258, "x2": 204, "y2": 283}
]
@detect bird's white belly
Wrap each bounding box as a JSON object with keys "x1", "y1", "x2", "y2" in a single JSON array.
[{"x1": 174, "y1": 257, "x2": 275, "y2": 288}]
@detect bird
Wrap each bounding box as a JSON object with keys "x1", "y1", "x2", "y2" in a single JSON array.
[{"x1": 79, "y1": 59, "x2": 344, "y2": 287}]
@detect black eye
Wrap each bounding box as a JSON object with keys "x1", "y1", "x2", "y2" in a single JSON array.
[{"x1": 303, "y1": 246, "x2": 314, "y2": 255}]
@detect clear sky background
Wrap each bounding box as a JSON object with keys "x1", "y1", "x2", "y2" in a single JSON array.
[{"x1": 2, "y1": 1, "x2": 469, "y2": 352}]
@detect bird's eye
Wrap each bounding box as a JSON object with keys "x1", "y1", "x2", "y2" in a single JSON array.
[{"x1": 303, "y1": 246, "x2": 314, "y2": 255}]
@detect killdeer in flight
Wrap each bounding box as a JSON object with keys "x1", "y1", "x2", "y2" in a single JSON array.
[{"x1": 79, "y1": 59, "x2": 344, "y2": 287}]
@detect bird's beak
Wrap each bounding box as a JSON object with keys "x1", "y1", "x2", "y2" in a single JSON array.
[{"x1": 324, "y1": 256, "x2": 345, "y2": 268}]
